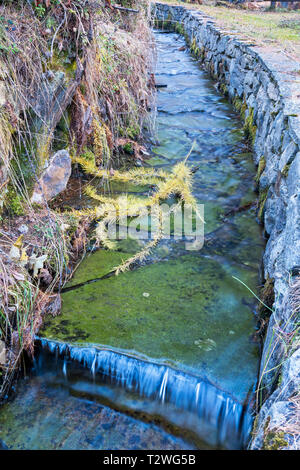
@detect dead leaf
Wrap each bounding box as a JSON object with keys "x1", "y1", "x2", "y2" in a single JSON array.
[
  {"x1": 14, "y1": 235, "x2": 23, "y2": 249},
  {"x1": 28, "y1": 254, "x2": 48, "y2": 278},
  {"x1": 19, "y1": 248, "x2": 28, "y2": 267},
  {"x1": 12, "y1": 271, "x2": 25, "y2": 281}
]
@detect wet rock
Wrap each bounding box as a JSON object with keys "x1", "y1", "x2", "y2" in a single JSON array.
[{"x1": 31, "y1": 150, "x2": 71, "y2": 204}]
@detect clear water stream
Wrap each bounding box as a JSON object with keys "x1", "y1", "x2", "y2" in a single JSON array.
[{"x1": 0, "y1": 31, "x2": 264, "y2": 450}]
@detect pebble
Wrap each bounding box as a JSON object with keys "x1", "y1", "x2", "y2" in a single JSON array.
[{"x1": 18, "y1": 224, "x2": 29, "y2": 234}]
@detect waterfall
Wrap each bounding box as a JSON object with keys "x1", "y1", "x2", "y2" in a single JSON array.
[{"x1": 36, "y1": 337, "x2": 253, "y2": 449}]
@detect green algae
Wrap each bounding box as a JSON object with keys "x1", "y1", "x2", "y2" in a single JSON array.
[
  {"x1": 67, "y1": 249, "x2": 135, "y2": 287},
  {"x1": 41, "y1": 253, "x2": 259, "y2": 400}
]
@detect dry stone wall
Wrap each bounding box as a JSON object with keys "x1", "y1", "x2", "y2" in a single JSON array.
[{"x1": 153, "y1": 2, "x2": 300, "y2": 449}]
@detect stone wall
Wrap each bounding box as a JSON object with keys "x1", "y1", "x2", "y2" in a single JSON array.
[{"x1": 153, "y1": 2, "x2": 300, "y2": 450}]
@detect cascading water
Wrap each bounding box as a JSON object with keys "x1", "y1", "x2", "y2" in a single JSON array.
[
  {"x1": 0, "y1": 30, "x2": 264, "y2": 450},
  {"x1": 37, "y1": 337, "x2": 252, "y2": 449}
]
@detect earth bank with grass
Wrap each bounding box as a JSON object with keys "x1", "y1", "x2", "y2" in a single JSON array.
[{"x1": 0, "y1": 0, "x2": 153, "y2": 398}]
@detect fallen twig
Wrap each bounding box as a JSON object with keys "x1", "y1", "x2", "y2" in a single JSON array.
[{"x1": 113, "y1": 5, "x2": 139, "y2": 13}]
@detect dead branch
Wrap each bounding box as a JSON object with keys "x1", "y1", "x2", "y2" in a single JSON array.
[{"x1": 113, "y1": 5, "x2": 139, "y2": 13}]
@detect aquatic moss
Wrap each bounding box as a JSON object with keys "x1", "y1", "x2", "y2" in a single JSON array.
[
  {"x1": 233, "y1": 96, "x2": 243, "y2": 113},
  {"x1": 49, "y1": 50, "x2": 77, "y2": 84},
  {"x1": 154, "y1": 13, "x2": 174, "y2": 31},
  {"x1": 80, "y1": 147, "x2": 96, "y2": 166},
  {"x1": 190, "y1": 37, "x2": 200, "y2": 59},
  {"x1": 40, "y1": 253, "x2": 259, "y2": 401},
  {"x1": 36, "y1": 134, "x2": 52, "y2": 170},
  {"x1": 175, "y1": 23, "x2": 185, "y2": 36},
  {"x1": 123, "y1": 142, "x2": 134, "y2": 154},
  {"x1": 232, "y1": 97, "x2": 247, "y2": 121},
  {"x1": 251, "y1": 415, "x2": 259, "y2": 437},
  {"x1": 119, "y1": 125, "x2": 140, "y2": 140},
  {"x1": 219, "y1": 82, "x2": 228, "y2": 97},
  {"x1": 92, "y1": 119, "x2": 111, "y2": 166}
]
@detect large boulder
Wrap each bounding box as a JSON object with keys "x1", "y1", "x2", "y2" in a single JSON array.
[{"x1": 31, "y1": 149, "x2": 71, "y2": 204}]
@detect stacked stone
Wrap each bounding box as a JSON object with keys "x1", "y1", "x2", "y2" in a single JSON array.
[{"x1": 154, "y1": 2, "x2": 300, "y2": 449}]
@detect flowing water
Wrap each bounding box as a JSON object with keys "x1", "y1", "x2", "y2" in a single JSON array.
[{"x1": 0, "y1": 32, "x2": 264, "y2": 450}]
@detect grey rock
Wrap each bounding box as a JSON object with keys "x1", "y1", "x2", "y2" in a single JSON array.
[
  {"x1": 18, "y1": 224, "x2": 29, "y2": 235},
  {"x1": 280, "y1": 348, "x2": 300, "y2": 400},
  {"x1": 287, "y1": 152, "x2": 300, "y2": 195},
  {"x1": 279, "y1": 141, "x2": 297, "y2": 171},
  {"x1": 284, "y1": 193, "x2": 300, "y2": 272},
  {"x1": 271, "y1": 112, "x2": 285, "y2": 153},
  {"x1": 267, "y1": 81, "x2": 279, "y2": 101},
  {"x1": 31, "y1": 150, "x2": 71, "y2": 204},
  {"x1": 229, "y1": 59, "x2": 244, "y2": 97}
]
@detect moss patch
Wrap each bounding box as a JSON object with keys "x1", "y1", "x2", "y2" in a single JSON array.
[
  {"x1": 281, "y1": 163, "x2": 291, "y2": 178},
  {"x1": 255, "y1": 156, "x2": 266, "y2": 185},
  {"x1": 258, "y1": 186, "x2": 269, "y2": 222},
  {"x1": 244, "y1": 108, "x2": 257, "y2": 146},
  {"x1": 5, "y1": 185, "x2": 25, "y2": 216},
  {"x1": 41, "y1": 253, "x2": 260, "y2": 401},
  {"x1": 263, "y1": 427, "x2": 288, "y2": 450}
]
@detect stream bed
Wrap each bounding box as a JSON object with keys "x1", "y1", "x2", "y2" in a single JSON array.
[{"x1": 0, "y1": 31, "x2": 264, "y2": 450}]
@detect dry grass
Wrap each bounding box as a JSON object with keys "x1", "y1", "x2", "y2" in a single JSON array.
[
  {"x1": 250, "y1": 276, "x2": 300, "y2": 448},
  {"x1": 157, "y1": 0, "x2": 300, "y2": 60},
  {"x1": 278, "y1": 394, "x2": 300, "y2": 448}
]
